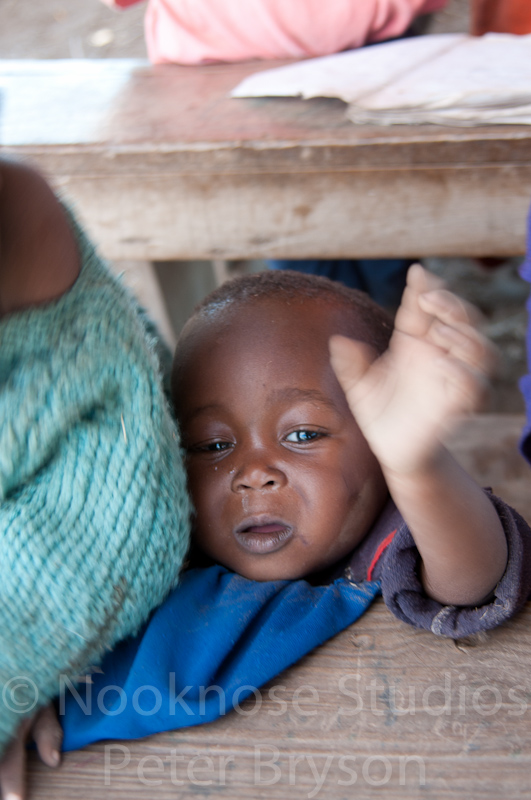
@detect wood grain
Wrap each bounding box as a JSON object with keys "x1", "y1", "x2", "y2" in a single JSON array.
[
  {"x1": 2, "y1": 59, "x2": 531, "y2": 260},
  {"x1": 26, "y1": 602, "x2": 531, "y2": 799}
]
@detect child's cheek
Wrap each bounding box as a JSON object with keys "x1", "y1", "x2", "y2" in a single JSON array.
[{"x1": 188, "y1": 461, "x2": 228, "y2": 520}]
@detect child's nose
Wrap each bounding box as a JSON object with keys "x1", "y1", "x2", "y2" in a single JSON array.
[{"x1": 231, "y1": 452, "x2": 287, "y2": 492}]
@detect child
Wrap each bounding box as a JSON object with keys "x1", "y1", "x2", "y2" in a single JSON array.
[
  {"x1": 2, "y1": 163, "x2": 531, "y2": 795},
  {"x1": 54, "y1": 265, "x2": 531, "y2": 751},
  {"x1": 0, "y1": 158, "x2": 191, "y2": 787}
]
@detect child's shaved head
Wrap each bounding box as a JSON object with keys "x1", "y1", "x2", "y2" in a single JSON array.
[{"x1": 188, "y1": 269, "x2": 393, "y2": 354}]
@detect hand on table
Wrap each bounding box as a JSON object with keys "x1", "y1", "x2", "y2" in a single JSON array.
[{"x1": 0, "y1": 705, "x2": 62, "y2": 800}]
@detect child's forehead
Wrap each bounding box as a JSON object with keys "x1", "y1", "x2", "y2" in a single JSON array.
[
  {"x1": 187, "y1": 294, "x2": 359, "y2": 349},
  {"x1": 174, "y1": 296, "x2": 359, "y2": 423},
  {"x1": 173, "y1": 296, "x2": 367, "y2": 406}
]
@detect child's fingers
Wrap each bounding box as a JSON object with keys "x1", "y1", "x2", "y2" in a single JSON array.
[
  {"x1": 427, "y1": 320, "x2": 498, "y2": 378},
  {"x1": 0, "y1": 706, "x2": 62, "y2": 800},
  {"x1": 418, "y1": 287, "x2": 482, "y2": 329},
  {"x1": 434, "y1": 355, "x2": 490, "y2": 415},
  {"x1": 394, "y1": 264, "x2": 446, "y2": 340},
  {"x1": 32, "y1": 706, "x2": 62, "y2": 769},
  {"x1": 329, "y1": 335, "x2": 376, "y2": 403},
  {"x1": 418, "y1": 288, "x2": 497, "y2": 376},
  {"x1": 0, "y1": 725, "x2": 28, "y2": 800}
]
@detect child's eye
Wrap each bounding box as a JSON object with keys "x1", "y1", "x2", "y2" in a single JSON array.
[
  {"x1": 285, "y1": 430, "x2": 323, "y2": 444},
  {"x1": 190, "y1": 440, "x2": 233, "y2": 454}
]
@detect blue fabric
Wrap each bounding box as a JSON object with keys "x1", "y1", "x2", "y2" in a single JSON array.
[
  {"x1": 60, "y1": 565, "x2": 381, "y2": 750},
  {"x1": 267, "y1": 259, "x2": 411, "y2": 308},
  {"x1": 519, "y1": 201, "x2": 531, "y2": 464}
]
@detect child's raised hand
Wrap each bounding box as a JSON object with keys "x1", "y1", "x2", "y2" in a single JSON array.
[
  {"x1": 0, "y1": 705, "x2": 62, "y2": 800},
  {"x1": 330, "y1": 264, "x2": 497, "y2": 476}
]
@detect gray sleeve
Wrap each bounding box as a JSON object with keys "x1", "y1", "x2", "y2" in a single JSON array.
[{"x1": 380, "y1": 492, "x2": 531, "y2": 638}]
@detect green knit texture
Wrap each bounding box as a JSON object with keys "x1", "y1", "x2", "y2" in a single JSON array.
[{"x1": 0, "y1": 210, "x2": 191, "y2": 754}]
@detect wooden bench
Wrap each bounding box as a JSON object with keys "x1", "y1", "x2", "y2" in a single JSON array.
[
  {"x1": 2, "y1": 58, "x2": 531, "y2": 261},
  {"x1": 25, "y1": 414, "x2": 531, "y2": 800}
]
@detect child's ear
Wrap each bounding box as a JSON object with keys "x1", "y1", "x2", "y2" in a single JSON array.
[{"x1": 0, "y1": 159, "x2": 80, "y2": 316}]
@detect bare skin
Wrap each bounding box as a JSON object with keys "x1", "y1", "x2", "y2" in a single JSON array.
[
  {"x1": 176, "y1": 299, "x2": 388, "y2": 581},
  {"x1": 0, "y1": 158, "x2": 79, "y2": 316},
  {"x1": 0, "y1": 707, "x2": 63, "y2": 800},
  {"x1": 329, "y1": 264, "x2": 506, "y2": 605}
]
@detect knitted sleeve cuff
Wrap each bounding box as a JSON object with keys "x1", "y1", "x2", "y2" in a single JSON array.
[{"x1": 380, "y1": 492, "x2": 531, "y2": 638}]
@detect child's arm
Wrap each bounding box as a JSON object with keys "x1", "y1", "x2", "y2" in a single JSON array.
[
  {"x1": 0, "y1": 158, "x2": 79, "y2": 315},
  {"x1": 330, "y1": 264, "x2": 507, "y2": 607}
]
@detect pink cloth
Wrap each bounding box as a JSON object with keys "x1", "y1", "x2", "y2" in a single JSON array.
[
  {"x1": 103, "y1": 0, "x2": 448, "y2": 64},
  {"x1": 100, "y1": 0, "x2": 140, "y2": 6}
]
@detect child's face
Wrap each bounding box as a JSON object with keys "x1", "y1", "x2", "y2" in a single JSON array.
[{"x1": 175, "y1": 297, "x2": 387, "y2": 581}]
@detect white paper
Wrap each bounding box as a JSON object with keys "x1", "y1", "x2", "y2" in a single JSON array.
[{"x1": 231, "y1": 33, "x2": 531, "y2": 126}]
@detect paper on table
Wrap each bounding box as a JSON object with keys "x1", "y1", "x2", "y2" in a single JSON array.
[
  {"x1": 231, "y1": 33, "x2": 531, "y2": 126},
  {"x1": 231, "y1": 34, "x2": 464, "y2": 103}
]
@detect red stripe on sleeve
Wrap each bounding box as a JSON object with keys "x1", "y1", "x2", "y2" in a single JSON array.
[{"x1": 367, "y1": 529, "x2": 397, "y2": 582}]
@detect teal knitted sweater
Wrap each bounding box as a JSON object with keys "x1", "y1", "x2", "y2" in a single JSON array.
[{"x1": 0, "y1": 210, "x2": 191, "y2": 754}]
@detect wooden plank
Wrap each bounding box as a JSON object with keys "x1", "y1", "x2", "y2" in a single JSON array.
[
  {"x1": 26, "y1": 601, "x2": 531, "y2": 799},
  {"x1": 24, "y1": 414, "x2": 531, "y2": 799},
  {"x1": 2, "y1": 59, "x2": 531, "y2": 260}
]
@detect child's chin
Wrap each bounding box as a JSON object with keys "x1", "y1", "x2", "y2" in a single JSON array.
[{"x1": 233, "y1": 560, "x2": 309, "y2": 583}]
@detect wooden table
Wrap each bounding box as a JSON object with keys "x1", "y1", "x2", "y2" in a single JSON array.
[
  {"x1": 26, "y1": 600, "x2": 531, "y2": 800},
  {"x1": 2, "y1": 59, "x2": 531, "y2": 261},
  {"x1": 25, "y1": 414, "x2": 531, "y2": 799}
]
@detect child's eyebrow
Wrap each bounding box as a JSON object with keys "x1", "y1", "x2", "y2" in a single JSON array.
[
  {"x1": 182, "y1": 390, "x2": 341, "y2": 426},
  {"x1": 183, "y1": 403, "x2": 225, "y2": 423},
  {"x1": 272, "y1": 387, "x2": 340, "y2": 412}
]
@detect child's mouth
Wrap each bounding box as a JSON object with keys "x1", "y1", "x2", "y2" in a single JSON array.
[{"x1": 234, "y1": 521, "x2": 293, "y2": 554}]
